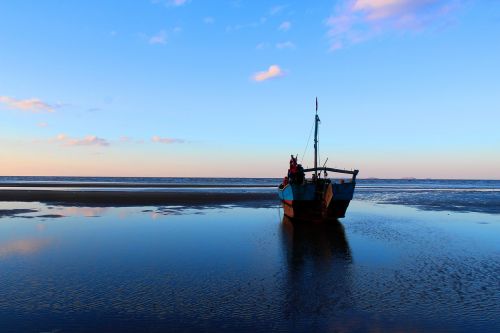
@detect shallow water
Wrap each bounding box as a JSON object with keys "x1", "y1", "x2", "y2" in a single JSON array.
[{"x1": 0, "y1": 201, "x2": 498, "y2": 332}]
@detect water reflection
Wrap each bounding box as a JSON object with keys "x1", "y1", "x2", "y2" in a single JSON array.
[
  {"x1": 0, "y1": 238, "x2": 53, "y2": 258},
  {"x1": 56, "y1": 206, "x2": 108, "y2": 217},
  {"x1": 281, "y1": 216, "x2": 354, "y2": 324},
  {"x1": 282, "y1": 217, "x2": 352, "y2": 263}
]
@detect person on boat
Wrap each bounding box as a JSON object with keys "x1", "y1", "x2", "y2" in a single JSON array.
[
  {"x1": 287, "y1": 155, "x2": 305, "y2": 184},
  {"x1": 288, "y1": 155, "x2": 297, "y2": 183}
]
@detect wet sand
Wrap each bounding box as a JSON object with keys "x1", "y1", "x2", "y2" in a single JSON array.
[
  {"x1": 2, "y1": 185, "x2": 500, "y2": 214},
  {"x1": 0, "y1": 189, "x2": 277, "y2": 206},
  {"x1": 0, "y1": 201, "x2": 498, "y2": 333},
  {"x1": 0, "y1": 180, "x2": 498, "y2": 332},
  {"x1": 0, "y1": 182, "x2": 275, "y2": 188}
]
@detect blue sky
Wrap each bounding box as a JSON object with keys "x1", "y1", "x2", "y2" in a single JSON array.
[{"x1": 0, "y1": 0, "x2": 499, "y2": 178}]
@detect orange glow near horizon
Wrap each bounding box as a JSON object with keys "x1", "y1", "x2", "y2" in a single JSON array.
[{"x1": 2, "y1": 147, "x2": 499, "y2": 179}]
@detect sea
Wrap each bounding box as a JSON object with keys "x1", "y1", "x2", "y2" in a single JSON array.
[
  {"x1": 1, "y1": 176, "x2": 499, "y2": 214},
  {"x1": 0, "y1": 177, "x2": 499, "y2": 332}
]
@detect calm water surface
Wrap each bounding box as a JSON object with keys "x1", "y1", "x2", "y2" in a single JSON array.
[{"x1": 0, "y1": 201, "x2": 499, "y2": 332}]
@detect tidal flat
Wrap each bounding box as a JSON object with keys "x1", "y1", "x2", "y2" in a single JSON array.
[{"x1": 0, "y1": 198, "x2": 498, "y2": 333}]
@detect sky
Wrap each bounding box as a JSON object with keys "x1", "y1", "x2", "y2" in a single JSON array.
[{"x1": 0, "y1": 0, "x2": 499, "y2": 179}]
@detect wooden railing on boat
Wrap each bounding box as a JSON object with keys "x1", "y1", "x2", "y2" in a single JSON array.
[{"x1": 303, "y1": 167, "x2": 359, "y2": 181}]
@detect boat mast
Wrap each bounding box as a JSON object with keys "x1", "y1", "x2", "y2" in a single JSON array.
[{"x1": 314, "y1": 97, "x2": 319, "y2": 180}]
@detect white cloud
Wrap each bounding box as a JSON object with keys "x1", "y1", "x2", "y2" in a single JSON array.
[{"x1": 152, "y1": 135, "x2": 185, "y2": 144}]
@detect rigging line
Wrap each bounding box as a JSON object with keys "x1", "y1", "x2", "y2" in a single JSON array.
[{"x1": 300, "y1": 118, "x2": 315, "y2": 164}]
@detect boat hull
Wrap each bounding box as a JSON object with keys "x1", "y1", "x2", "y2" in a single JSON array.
[{"x1": 278, "y1": 181, "x2": 355, "y2": 220}]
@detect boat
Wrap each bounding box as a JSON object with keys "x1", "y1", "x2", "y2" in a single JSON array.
[{"x1": 278, "y1": 98, "x2": 359, "y2": 220}]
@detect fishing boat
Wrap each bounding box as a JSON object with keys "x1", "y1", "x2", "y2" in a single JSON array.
[{"x1": 278, "y1": 98, "x2": 359, "y2": 220}]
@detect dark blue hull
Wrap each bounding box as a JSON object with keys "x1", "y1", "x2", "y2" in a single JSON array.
[{"x1": 278, "y1": 180, "x2": 356, "y2": 220}]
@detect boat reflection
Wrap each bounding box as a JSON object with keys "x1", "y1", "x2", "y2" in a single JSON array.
[
  {"x1": 281, "y1": 216, "x2": 354, "y2": 323},
  {"x1": 281, "y1": 216, "x2": 352, "y2": 262}
]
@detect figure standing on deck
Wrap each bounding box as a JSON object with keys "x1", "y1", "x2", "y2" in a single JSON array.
[{"x1": 287, "y1": 155, "x2": 305, "y2": 185}]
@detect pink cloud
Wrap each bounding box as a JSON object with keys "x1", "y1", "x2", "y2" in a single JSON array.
[
  {"x1": 252, "y1": 65, "x2": 284, "y2": 82},
  {"x1": 0, "y1": 96, "x2": 58, "y2": 113},
  {"x1": 54, "y1": 134, "x2": 110, "y2": 147},
  {"x1": 37, "y1": 122, "x2": 48, "y2": 128},
  {"x1": 326, "y1": 0, "x2": 462, "y2": 50},
  {"x1": 152, "y1": 135, "x2": 185, "y2": 144},
  {"x1": 353, "y1": 0, "x2": 451, "y2": 21}
]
